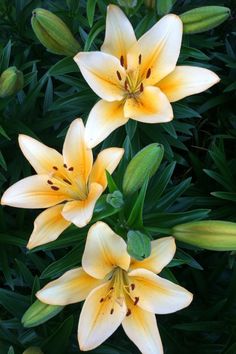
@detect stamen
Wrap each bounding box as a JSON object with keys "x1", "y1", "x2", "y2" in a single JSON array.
[
  {"x1": 134, "y1": 297, "x2": 139, "y2": 305},
  {"x1": 63, "y1": 178, "x2": 72, "y2": 185},
  {"x1": 124, "y1": 79, "x2": 129, "y2": 91},
  {"x1": 110, "y1": 287, "x2": 114, "y2": 290},
  {"x1": 52, "y1": 166, "x2": 58, "y2": 170},
  {"x1": 146, "y1": 68, "x2": 151, "y2": 79},
  {"x1": 100, "y1": 298, "x2": 104, "y2": 303},
  {"x1": 68, "y1": 167, "x2": 74, "y2": 171},
  {"x1": 130, "y1": 283, "x2": 135, "y2": 291},
  {"x1": 140, "y1": 83, "x2": 144, "y2": 93},
  {"x1": 126, "y1": 308, "x2": 131, "y2": 316},
  {"x1": 51, "y1": 186, "x2": 59, "y2": 191},
  {"x1": 116, "y1": 71, "x2": 122, "y2": 81},
  {"x1": 138, "y1": 54, "x2": 142, "y2": 65},
  {"x1": 110, "y1": 308, "x2": 114, "y2": 315},
  {"x1": 63, "y1": 163, "x2": 67, "y2": 168},
  {"x1": 120, "y1": 55, "x2": 124, "y2": 67},
  {"x1": 47, "y1": 180, "x2": 53, "y2": 185}
]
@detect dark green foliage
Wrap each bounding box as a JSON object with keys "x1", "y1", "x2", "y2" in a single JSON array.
[{"x1": 0, "y1": 0, "x2": 236, "y2": 353}]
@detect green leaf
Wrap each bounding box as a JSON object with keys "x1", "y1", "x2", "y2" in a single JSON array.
[
  {"x1": 86, "y1": 0, "x2": 97, "y2": 27},
  {"x1": 127, "y1": 178, "x2": 149, "y2": 228},
  {"x1": 127, "y1": 230, "x2": 151, "y2": 260}
]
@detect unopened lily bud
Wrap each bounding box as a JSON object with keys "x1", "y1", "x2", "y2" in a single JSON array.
[
  {"x1": 0, "y1": 66, "x2": 24, "y2": 98},
  {"x1": 123, "y1": 143, "x2": 164, "y2": 195},
  {"x1": 157, "y1": 0, "x2": 176, "y2": 15},
  {"x1": 31, "y1": 8, "x2": 80, "y2": 56},
  {"x1": 106, "y1": 190, "x2": 124, "y2": 209},
  {"x1": 180, "y1": 6, "x2": 231, "y2": 34},
  {"x1": 23, "y1": 347, "x2": 44, "y2": 354},
  {"x1": 127, "y1": 230, "x2": 151, "y2": 260},
  {"x1": 117, "y1": 0, "x2": 137, "y2": 8},
  {"x1": 22, "y1": 299, "x2": 63, "y2": 328},
  {"x1": 172, "y1": 220, "x2": 236, "y2": 251}
]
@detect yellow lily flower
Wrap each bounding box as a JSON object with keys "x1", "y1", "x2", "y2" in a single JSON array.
[
  {"x1": 1, "y1": 120, "x2": 124, "y2": 249},
  {"x1": 37, "y1": 221, "x2": 193, "y2": 353},
  {"x1": 74, "y1": 5, "x2": 220, "y2": 148}
]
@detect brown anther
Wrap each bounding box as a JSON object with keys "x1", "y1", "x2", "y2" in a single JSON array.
[
  {"x1": 134, "y1": 297, "x2": 139, "y2": 305},
  {"x1": 130, "y1": 283, "x2": 135, "y2": 291},
  {"x1": 110, "y1": 308, "x2": 114, "y2": 315},
  {"x1": 110, "y1": 287, "x2": 114, "y2": 290},
  {"x1": 116, "y1": 71, "x2": 122, "y2": 81},
  {"x1": 120, "y1": 55, "x2": 124, "y2": 67},
  {"x1": 47, "y1": 180, "x2": 53, "y2": 185},
  {"x1": 63, "y1": 178, "x2": 72, "y2": 185},
  {"x1": 138, "y1": 54, "x2": 142, "y2": 65},
  {"x1": 63, "y1": 163, "x2": 67, "y2": 168},
  {"x1": 52, "y1": 166, "x2": 58, "y2": 170},
  {"x1": 124, "y1": 79, "x2": 129, "y2": 91},
  {"x1": 100, "y1": 298, "x2": 104, "y2": 303},
  {"x1": 68, "y1": 167, "x2": 74, "y2": 171},
  {"x1": 146, "y1": 68, "x2": 151, "y2": 79},
  {"x1": 126, "y1": 308, "x2": 132, "y2": 317},
  {"x1": 140, "y1": 83, "x2": 144, "y2": 93},
  {"x1": 51, "y1": 186, "x2": 59, "y2": 191}
]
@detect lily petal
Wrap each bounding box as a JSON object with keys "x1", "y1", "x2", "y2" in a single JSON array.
[
  {"x1": 85, "y1": 99, "x2": 128, "y2": 148},
  {"x1": 62, "y1": 118, "x2": 93, "y2": 186},
  {"x1": 62, "y1": 182, "x2": 103, "y2": 227},
  {"x1": 37, "y1": 268, "x2": 101, "y2": 305},
  {"x1": 74, "y1": 52, "x2": 126, "y2": 101},
  {"x1": 129, "y1": 14, "x2": 182, "y2": 85},
  {"x1": 101, "y1": 4, "x2": 137, "y2": 64},
  {"x1": 19, "y1": 134, "x2": 63, "y2": 175},
  {"x1": 1, "y1": 175, "x2": 69, "y2": 208},
  {"x1": 122, "y1": 296, "x2": 163, "y2": 354},
  {"x1": 124, "y1": 86, "x2": 173, "y2": 123},
  {"x1": 158, "y1": 65, "x2": 220, "y2": 102},
  {"x1": 130, "y1": 237, "x2": 176, "y2": 274},
  {"x1": 27, "y1": 204, "x2": 71, "y2": 249},
  {"x1": 90, "y1": 147, "x2": 124, "y2": 189},
  {"x1": 82, "y1": 221, "x2": 130, "y2": 279},
  {"x1": 128, "y1": 268, "x2": 193, "y2": 314},
  {"x1": 78, "y1": 281, "x2": 127, "y2": 351}
]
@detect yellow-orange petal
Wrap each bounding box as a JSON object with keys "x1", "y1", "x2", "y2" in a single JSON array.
[
  {"x1": 158, "y1": 65, "x2": 220, "y2": 102},
  {"x1": 82, "y1": 221, "x2": 130, "y2": 279},
  {"x1": 85, "y1": 99, "x2": 128, "y2": 148},
  {"x1": 124, "y1": 86, "x2": 173, "y2": 123},
  {"x1": 27, "y1": 204, "x2": 70, "y2": 249}
]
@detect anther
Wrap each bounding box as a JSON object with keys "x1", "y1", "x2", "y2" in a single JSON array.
[
  {"x1": 52, "y1": 166, "x2": 58, "y2": 170},
  {"x1": 100, "y1": 298, "x2": 104, "y2": 303},
  {"x1": 63, "y1": 163, "x2": 67, "y2": 168},
  {"x1": 126, "y1": 308, "x2": 132, "y2": 317},
  {"x1": 120, "y1": 55, "x2": 124, "y2": 67},
  {"x1": 51, "y1": 186, "x2": 59, "y2": 191},
  {"x1": 134, "y1": 297, "x2": 139, "y2": 305},
  {"x1": 110, "y1": 287, "x2": 114, "y2": 290},
  {"x1": 68, "y1": 167, "x2": 74, "y2": 171},
  {"x1": 116, "y1": 71, "x2": 122, "y2": 81},
  {"x1": 146, "y1": 68, "x2": 151, "y2": 79},
  {"x1": 140, "y1": 83, "x2": 144, "y2": 93},
  {"x1": 47, "y1": 180, "x2": 53, "y2": 185},
  {"x1": 138, "y1": 54, "x2": 142, "y2": 65},
  {"x1": 63, "y1": 178, "x2": 72, "y2": 185},
  {"x1": 124, "y1": 79, "x2": 128, "y2": 91},
  {"x1": 130, "y1": 283, "x2": 135, "y2": 291},
  {"x1": 110, "y1": 308, "x2": 114, "y2": 315}
]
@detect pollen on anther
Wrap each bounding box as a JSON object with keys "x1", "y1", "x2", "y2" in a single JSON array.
[
  {"x1": 116, "y1": 71, "x2": 122, "y2": 81},
  {"x1": 51, "y1": 186, "x2": 59, "y2": 191},
  {"x1": 126, "y1": 308, "x2": 132, "y2": 316},
  {"x1": 146, "y1": 68, "x2": 151, "y2": 79},
  {"x1": 140, "y1": 83, "x2": 144, "y2": 93},
  {"x1": 100, "y1": 298, "x2": 104, "y2": 303},
  {"x1": 124, "y1": 79, "x2": 128, "y2": 91},
  {"x1": 110, "y1": 308, "x2": 114, "y2": 315},
  {"x1": 134, "y1": 296, "x2": 139, "y2": 305},
  {"x1": 130, "y1": 283, "x2": 135, "y2": 291},
  {"x1": 68, "y1": 167, "x2": 74, "y2": 171},
  {"x1": 52, "y1": 166, "x2": 58, "y2": 170},
  {"x1": 63, "y1": 163, "x2": 67, "y2": 168},
  {"x1": 63, "y1": 178, "x2": 72, "y2": 185},
  {"x1": 120, "y1": 55, "x2": 124, "y2": 67},
  {"x1": 47, "y1": 180, "x2": 53, "y2": 185},
  {"x1": 138, "y1": 54, "x2": 142, "y2": 65}
]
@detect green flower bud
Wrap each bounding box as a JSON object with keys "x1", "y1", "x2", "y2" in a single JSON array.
[
  {"x1": 117, "y1": 0, "x2": 137, "y2": 8},
  {"x1": 172, "y1": 220, "x2": 236, "y2": 251},
  {"x1": 127, "y1": 230, "x2": 151, "y2": 260},
  {"x1": 106, "y1": 191, "x2": 124, "y2": 209},
  {"x1": 23, "y1": 348, "x2": 44, "y2": 354},
  {"x1": 0, "y1": 66, "x2": 24, "y2": 98},
  {"x1": 22, "y1": 299, "x2": 63, "y2": 328},
  {"x1": 123, "y1": 143, "x2": 164, "y2": 195},
  {"x1": 31, "y1": 8, "x2": 80, "y2": 56},
  {"x1": 157, "y1": 0, "x2": 176, "y2": 15},
  {"x1": 180, "y1": 6, "x2": 231, "y2": 34}
]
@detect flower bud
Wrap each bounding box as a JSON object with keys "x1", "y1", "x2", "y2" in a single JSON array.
[
  {"x1": 31, "y1": 8, "x2": 80, "y2": 56},
  {"x1": 23, "y1": 348, "x2": 44, "y2": 354},
  {"x1": 123, "y1": 143, "x2": 164, "y2": 195},
  {"x1": 0, "y1": 66, "x2": 24, "y2": 98},
  {"x1": 106, "y1": 191, "x2": 124, "y2": 209},
  {"x1": 172, "y1": 220, "x2": 236, "y2": 251},
  {"x1": 22, "y1": 299, "x2": 63, "y2": 328},
  {"x1": 127, "y1": 230, "x2": 151, "y2": 260},
  {"x1": 118, "y1": 0, "x2": 137, "y2": 8},
  {"x1": 180, "y1": 6, "x2": 231, "y2": 34}
]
